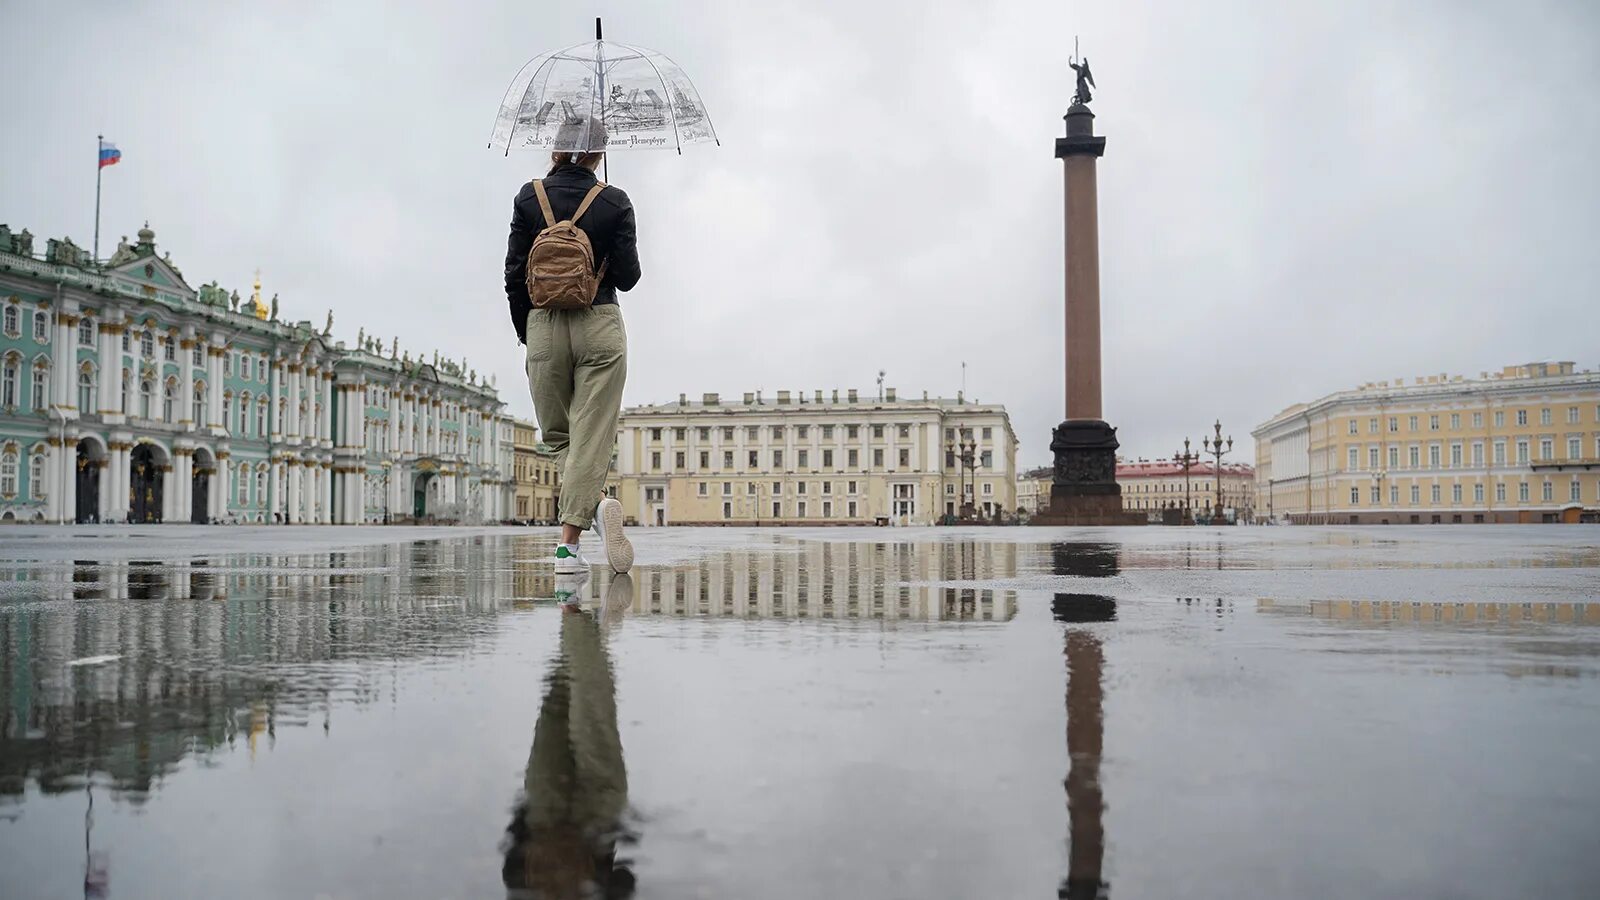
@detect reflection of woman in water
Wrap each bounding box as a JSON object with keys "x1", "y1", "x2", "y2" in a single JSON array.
[{"x1": 503, "y1": 579, "x2": 635, "y2": 899}]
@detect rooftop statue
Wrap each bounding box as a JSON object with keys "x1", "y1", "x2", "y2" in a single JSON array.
[
  {"x1": 230, "y1": 289, "x2": 241, "y2": 311},
  {"x1": 270, "y1": 294, "x2": 280, "y2": 321},
  {"x1": 1070, "y1": 55, "x2": 1095, "y2": 106},
  {"x1": 324, "y1": 311, "x2": 333, "y2": 336}
]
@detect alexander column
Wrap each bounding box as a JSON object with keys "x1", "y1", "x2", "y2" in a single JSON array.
[{"x1": 1036, "y1": 53, "x2": 1136, "y2": 526}]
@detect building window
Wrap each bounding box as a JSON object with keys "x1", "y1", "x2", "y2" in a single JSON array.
[
  {"x1": 1, "y1": 305, "x2": 17, "y2": 337},
  {"x1": 140, "y1": 332, "x2": 154, "y2": 358},
  {"x1": 1450, "y1": 444, "x2": 1462, "y2": 467},
  {"x1": 1494, "y1": 442, "x2": 1506, "y2": 465},
  {"x1": 797, "y1": 501, "x2": 807, "y2": 517},
  {"x1": 722, "y1": 482, "x2": 732, "y2": 496},
  {"x1": 1408, "y1": 447, "x2": 1420, "y2": 468},
  {"x1": 697, "y1": 482, "x2": 707, "y2": 497},
  {"x1": 1569, "y1": 437, "x2": 1581, "y2": 459},
  {"x1": 822, "y1": 500, "x2": 833, "y2": 517},
  {"x1": 1449, "y1": 413, "x2": 1459, "y2": 430},
  {"x1": 1370, "y1": 485, "x2": 1380, "y2": 503},
  {"x1": 721, "y1": 427, "x2": 734, "y2": 441},
  {"x1": 162, "y1": 380, "x2": 177, "y2": 422},
  {"x1": 773, "y1": 501, "x2": 782, "y2": 518},
  {"x1": 1542, "y1": 481, "x2": 1553, "y2": 502},
  {"x1": 0, "y1": 448, "x2": 16, "y2": 496},
  {"x1": 821, "y1": 481, "x2": 832, "y2": 495},
  {"x1": 798, "y1": 449, "x2": 809, "y2": 468},
  {"x1": 873, "y1": 449, "x2": 883, "y2": 467},
  {"x1": 75, "y1": 365, "x2": 96, "y2": 413},
  {"x1": 699, "y1": 451, "x2": 709, "y2": 468},
  {"x1": 1368, "y1": 446, "x2": 1379, "y2": 468},
  {"x1": 1474, "y1": 484, "x2": 1484, "y2": 503},
  {"x1": 650, "y1": 451, "x2": 661, "y2": 470},
  {"x1": 822, "y1": 449, "x2": 833, "y2": 468},
  {"x1": 848, "y1": 480, "x2": 857, "y2": 494},
  {"x1": 78, "y1": 319, "x2": 96, "y2": 345},
  {"x1": 1516, "y1": 441, "x2": 1529, "y2": 464},
  {"x1": 676, "y1": 451, "x2": 686, "y2": 469},
  {"x1": 747, "y1": 482, "x2": 757, "y2": 495},
  {"x1": 772, "y1": 450, "x2": 784, "y2": 469},
  {"x1": 1430, "y1": 484, "x2": 1440, "y2": 503},
  {"x1": 163, "y1": 338, "x2": 175, "y2": 361},
  {"x1": 1515, "y1": 410, "x2": 1527, "y2": 426},
  {"x1": 139, "y1": 380, "x2": 154, "y2": 419},
  {"x1": 1472, "y1": 443, "x2": 1484, "y2": 466},
  {"x1": 1429, "y1": 415, "x2": 1439, "y2": 431},
  {"x1": 982, "y1": 482, "x2": 993, "y2": 495},
  {"x1": 848, "y1": 449, "x2": 858, "y2": 468},
  {"x1": 1429, "y1": 445, "x2": 1441, "y2": 468},
  {"x1": 846, "y1": 425, "x2": 859, "y2": 439},
  {"x1": 1388, "y1": 417, "x2": 1398, "y2": 433},
  {"x1": 29, "y1": 360, "x2": 48, "y2": 409},
  {"x1": 1472, "y1": 412, "x2": 1483, "y2": 428},
  {"x1": 674, "y1": 427, "x2": 686, "y2": 440},
  {"x1": 872, "y1": 425, "x2": 884, "y2": 439},
  {"x1": 1408, "y1": 415, "x2": 1418, "y2": 431},
  {"x1": 821, "y1": 425, "x2": 834, "y2": 440},
  {"x1": 29, "y1": 449, "x2": 45, "y2": 500},
  {"x1": 797, "y1": 425, "x2": 809, "y2": 439},
  {"x1": 748, "y1": 450, "x2": 758, "y2": 468},
  {"x1": 797, "y1": 482, "x2": 807, "y2": 495},
  {"x1": 1568, "y1": 407, "x2": 1580, "y2": 425},
  {"x1": 1410, "y1": 485, "x2": 1420, "y2": 504},
  {"x1": 32, "y1": 311, "x2": 49, "y2": 342},
  {"x1": 1539, "y1": 439, "x2": 1553, "y2": 461},
  {"x1": 722, "y1": 451, "x2": 733, "y2": 469},
  {"x1": 848, "y1": 501, "x2": 857, "y2": 517},
  {"x1": 1350, "y1": 486, "x2": 1360, "y2": 505},
  {"x1": 1518, "y1": 482, "x2": 1530, "y2": 503},
  {"x1": 1540, "y1": 408, "x2": 1552, "y2": 426},
  {"x1": 1388, "y1": 446, "x2": 1399, "y2": 468},
  {"x1": 722, "y1": 501, "x2": 732, "y2": 519},
  {"x1": 1496, "y1": 482, "x2": 1506, "y2": 502},
  {"x1": 1347, "y1": 420, "x2": 1358, "y2": 435},
  {"x1": 1348, "y1": 447, "x2": 1359, "y2": 470},
  {"x1": 256, "y1": 401, "x2": 267, "y2": 435},
  {"x1": 697, "y1": 427, "x2": 709, "y2": 440},
  {"x1": 650, "y1": 428, "x2": 662, "y2": 441},
  {"x1": 1572, "y1": 479, "x2": 1582, "y2": 502},
  {"x1": 770, "y1": 425, "x2": 783, "y2": 439}
]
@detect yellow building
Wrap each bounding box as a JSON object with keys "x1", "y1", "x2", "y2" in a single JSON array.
[
  {"x1": 1016, "y1": 466, "x2": 1052, "y2": 515},
  {"x1": 614, "y1": 388, "x2": 1018, "y2": 526},
  {"x1": 510, "y1": 417, "x2": 561, "y2": 524},
  {"x1": 1117, "y1": 459, "x2": 1256, "y2": 522},
  {"x1": 1253, "y1": 361, "x2": 1600, "y2": 524}
]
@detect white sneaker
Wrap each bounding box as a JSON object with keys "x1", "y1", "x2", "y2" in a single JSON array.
[
  {"x1": 554, "y1": 543, "x2": 590, "y2": 574},
  {"x1": 592, "y1": 498, "x2": 633, "y2": 574}
]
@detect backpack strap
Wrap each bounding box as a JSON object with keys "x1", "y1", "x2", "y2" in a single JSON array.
[
  {"x1": 570, "y1": 183, "x2": 608, "y2": 225},
  {"x1": 531, "y1": 180, "x2": 558, "y2": 228}
]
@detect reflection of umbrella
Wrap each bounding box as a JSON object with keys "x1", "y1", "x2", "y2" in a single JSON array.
[{"x1": 489, "y1": 18, "x2": 718, "y2": 156}]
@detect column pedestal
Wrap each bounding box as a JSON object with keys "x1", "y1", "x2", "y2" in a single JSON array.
[{"x1": 1033, "y1": 419, "x2": 1139, "y2": 525}]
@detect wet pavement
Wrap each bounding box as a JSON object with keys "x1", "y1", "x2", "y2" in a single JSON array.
[{"x1": 1, "y1": 525, "x2": 1597, "y2": 899}]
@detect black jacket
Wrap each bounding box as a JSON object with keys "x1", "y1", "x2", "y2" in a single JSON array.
[{"x1": 504, "y1": 163, "x2": 641, "y2": 343}]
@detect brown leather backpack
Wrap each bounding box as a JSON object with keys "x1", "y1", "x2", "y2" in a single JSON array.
[{"x1": 525, "y1": 180, "x2": 609, "y2": 310}]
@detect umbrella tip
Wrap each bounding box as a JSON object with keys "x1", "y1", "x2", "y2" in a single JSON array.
[{"x1": 595, "y1": 17, "x2": 602, "y2": 40}]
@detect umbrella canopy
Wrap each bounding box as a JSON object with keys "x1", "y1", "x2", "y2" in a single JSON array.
[{"x1": 490, "y1": 39, "x2": 718, "y2": 154}]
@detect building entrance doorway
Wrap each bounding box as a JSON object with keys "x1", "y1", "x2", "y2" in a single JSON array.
[
  {"x1": 191, "y1": 461, "x2": 211, "y2": 524},
  {"x1": 130, "y1": 444, "x2": 163, "y2": 524},
  {"x1": 75, "y1": 440, "x2": 101, "y2": 523},
  {"x1": 413, "y1": 472, "x2": 435, "y2": 519}
]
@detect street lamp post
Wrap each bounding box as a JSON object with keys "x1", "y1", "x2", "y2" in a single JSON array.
[
  {"x1": 946, "y1": 437, "x2": 978, "y2": 521},
  {"x1": 1173, "y1": 437, "x2": 1201, "y2": 525},
  {"x1": 1202, "y1": 420, "x2": 1234, "y2": 524}
]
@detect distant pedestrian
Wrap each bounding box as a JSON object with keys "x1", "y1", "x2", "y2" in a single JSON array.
[{"x1": 505, "y1": 115, "x2": 639, "y2": 574}]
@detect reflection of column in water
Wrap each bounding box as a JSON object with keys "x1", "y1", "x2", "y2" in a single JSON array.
[{"x1": 1054, "y1": 592, "x2": 1114, "y2": 900}]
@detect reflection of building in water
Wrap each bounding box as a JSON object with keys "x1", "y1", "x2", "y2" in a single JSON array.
[
  {"x1": 574, "y1": 541, "x2": 1019, "y2": 622},
  {"x1": 1258, "y1": 598, "x2": 1600, "y2": 625},
  {"x1": 0, "y1": 537, "x2": 517, "y2": 802}
]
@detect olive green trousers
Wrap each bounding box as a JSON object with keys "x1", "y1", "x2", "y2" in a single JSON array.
[{"x1": 524, "y1": 305, "x2": 628, "y2": 530}]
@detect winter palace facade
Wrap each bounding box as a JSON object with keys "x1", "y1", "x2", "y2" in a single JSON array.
[{"x1": 0, "y1": 222, "x2": 514, "y2": 525}]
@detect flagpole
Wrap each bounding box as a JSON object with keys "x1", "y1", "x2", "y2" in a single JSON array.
[{"x1": 93, "y1": 134, "x2": 103, "y2": 264}]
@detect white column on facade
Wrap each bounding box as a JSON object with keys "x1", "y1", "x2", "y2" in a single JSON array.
[
  {"x1": 305, "y1": 463, "x2": 317, "y2": 524},
  {"x1": 388, "y1": 390, "x2": 400, "y2": 453},
  {"x1": 97, "y1": 325, "x2": 117, "y2": 414},
  {"x1": 106, "y1": 326, "x2": 126, "y2": 421},
  {"x1": 268, "y1": 359, "x2": 281, "y2": 438},
  {"x1": 207, "y1": 345, "x2": 224, "y2": 428},
  {"x1": 319, "y1": 463, "x2": 331, "y2": 523},
  {"x1": 53, "y1": 306, "x2": 75, "y2": 413},
  {"x1": 97, "y1": 457, "x2": 112, "y2": 522},
  {"x1": 43, "y1": 441, "x2": 61, "y2": 523},
  {"x1": 265, "y1": 457, "x2": 279, "y2": 521},
  {"x1": 321, "y1": 374, "x2": 333, "y2": 446},
  {"x1": 179, "y1": 334, "x2": 196, "y2": 431},
  {"x1": 285, "y1": 461, "x2": 300, "y2": 524},
  {"x1": 285, "y1": 365, "x2": 300, "y2": 440}
]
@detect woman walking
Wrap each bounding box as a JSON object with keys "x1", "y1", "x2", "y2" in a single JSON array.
[{"x1": 505, "y1": 116, "x2": 639, "y2": 574}]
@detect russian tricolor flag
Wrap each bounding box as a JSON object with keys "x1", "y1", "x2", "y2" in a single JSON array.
[{"x1": 98, "y1": 141, "x2": 121, "y2": 169}]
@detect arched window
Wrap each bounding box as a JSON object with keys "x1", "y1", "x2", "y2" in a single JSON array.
[
  {"x1": 29, "y1": 448, "x2": 46, "y2": 500},
  {"x1": 223, "y1": 392, "x2": 234, "y2": 432},
  {"x1": 1, "y1": 353, "x2": 20, "y2": 408},
  {"x1": 139, "y1": 379, "x2": 154, "y2": 419},
  {"x1": 0, "y1": 446, "x2": 17, "y2": 496},
  {"x1": 193, "y1": 382, "x2": 206, "y2": 426},
  {"x1": 34, "y1": 361, "x2": 52, "y2": 412},
  {"x1": 255, "y1": 467, "x2": 266, "y2": 504},
  {"x1": 2, "y1": 304, "x2": 18, "y2": 337},
  {"x1": 239, "y1": 392, "x2": 252, "y2": 436},
  {"x1": 77, "y1": 364, "x2": 93, "y2": 414},
  {"x1": 140, "y1": 331, "x2": 154, "y2": 358},
  {"x1": 163, "y1": 335, "x2": 176, "y2": 361},
  {"x1": 256, "y1": 400, "x2": 267, "y2": 437},
  {"x1": 78, "y1": 317, "x2": 96, "y2": 346},
  {"x1": 162, "y1": 379, "x2": 177, "y2": 423}
]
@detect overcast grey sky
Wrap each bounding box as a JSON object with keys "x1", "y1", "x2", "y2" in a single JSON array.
[{"x1": 4, "y1": 0, "x2": 1597, "y2": 468}]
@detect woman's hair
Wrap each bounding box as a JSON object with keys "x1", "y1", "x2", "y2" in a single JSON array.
[{"x1": 549, "y1": 151, "x2": 604, "y2": 174}]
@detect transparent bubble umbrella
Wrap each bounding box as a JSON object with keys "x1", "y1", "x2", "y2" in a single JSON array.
[{"x1": 489, "y1": 22, "x2": 718, "y2": 156}]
